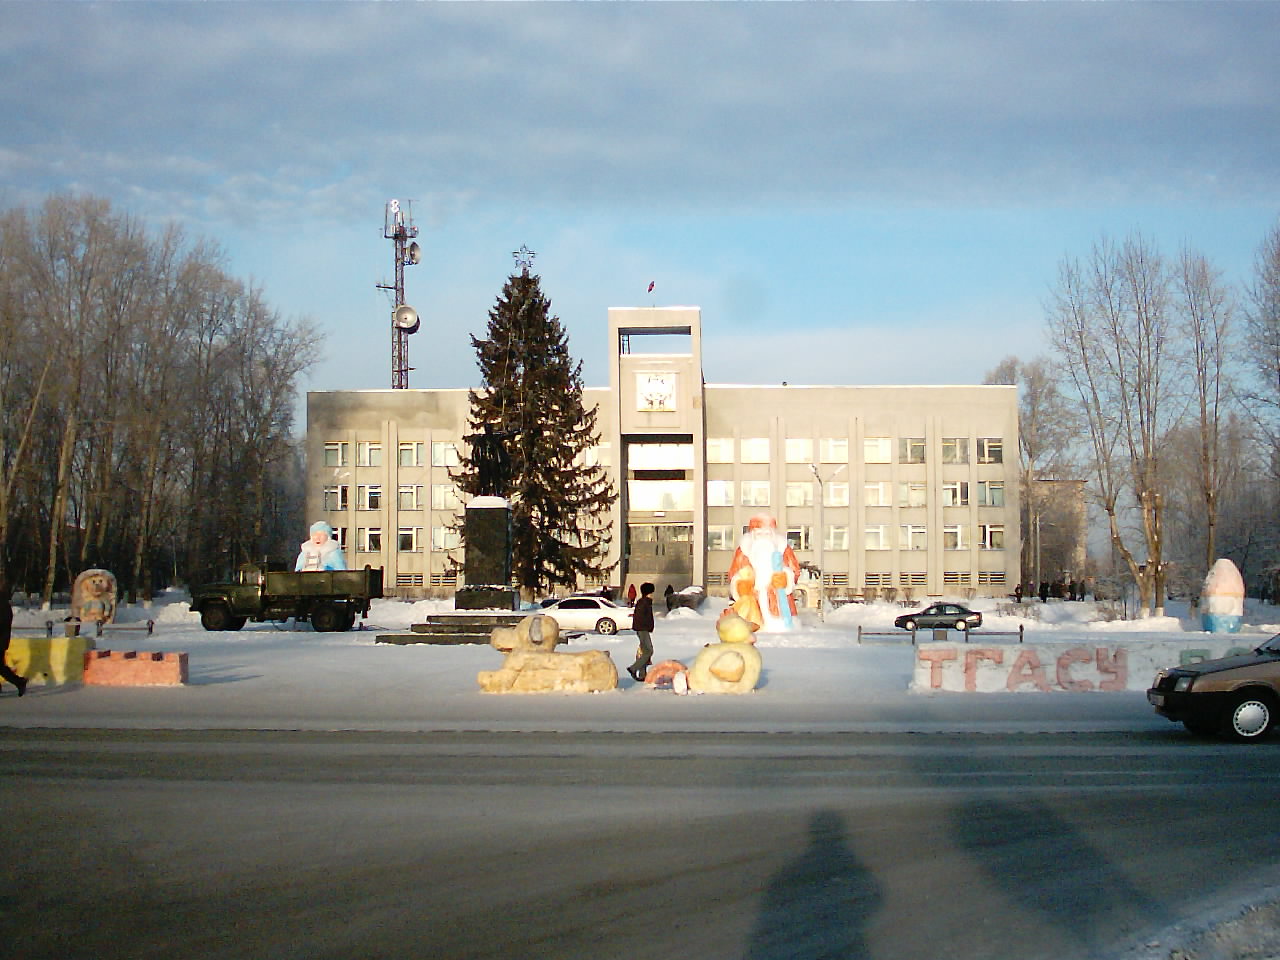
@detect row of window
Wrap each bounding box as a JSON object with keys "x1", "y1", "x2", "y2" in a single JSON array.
[
  {"x1": 705, "y1": 436, "x2": 1004, "y2": 465},
  {"x1": 705, "y1": 570, "x2": 1009, "y2": 588},
  {"x1": 323, "y1": 478, "x2": 1008, "y2": 514},
  {"x1": 325, "y1": 526, "x2": 460, "y2": 553},
  {"x1": 706, "y1": 523, "x2": 1006, "y2": 552},
  {"x1": 324, "y1": 441, "x2": 461, "y2": 469},
  {"x1": 322, "y1": 436, "x2": 1006, "y2": 470},
  {"x1": 706, "y1": 479, "x2": 1005, "y2": 509},
  {"x1": 322, "y1": 484, "x2": 464, "y2": 512}
]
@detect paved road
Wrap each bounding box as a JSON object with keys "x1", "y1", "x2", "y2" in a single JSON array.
[{"x1": 3, "y1": 728, "x2": 1277, "y2": 960}]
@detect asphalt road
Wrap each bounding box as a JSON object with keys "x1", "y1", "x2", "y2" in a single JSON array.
[{"x1": 3, "y1": 728, "x2": 1278, "y2": 960}]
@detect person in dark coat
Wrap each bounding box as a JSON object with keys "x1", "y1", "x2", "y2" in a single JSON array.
[
  {"x1": 664, "y1": 583, "x2": 676, "y2": 611},
  {"x1": 1, "y1": 591, "x2": 29, "y2": 697},
  {"x1": 627, "y1": 582, "x2": 656, "y2": 682}
]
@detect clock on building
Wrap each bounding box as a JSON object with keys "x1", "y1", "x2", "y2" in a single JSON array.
[{"x1": 637, "y1": 372, "x2": 677, "y2": 411}]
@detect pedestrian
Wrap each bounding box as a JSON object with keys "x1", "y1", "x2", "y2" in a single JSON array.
[
  {"x1": 664, "y1": 583, "x2": 676, "y2": 611},
  {"x1": 627, "y1": 581, "x2": 656, "y2": 682},
  {"x1": 626, "y1": 582, "x2": 637, "y2": 607},
  {"x1": 1, "y1": 590, "x2": 29, "y2": 697}
]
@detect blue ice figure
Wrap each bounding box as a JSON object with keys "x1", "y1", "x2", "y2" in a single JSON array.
[{"x1": 296, "y1": 520, "x2": 347, "y2": 571}]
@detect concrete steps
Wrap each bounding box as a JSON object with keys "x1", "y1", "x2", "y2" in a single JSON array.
[{"x1": 375, "y1": 611, "x2": 526, "y2": 646}]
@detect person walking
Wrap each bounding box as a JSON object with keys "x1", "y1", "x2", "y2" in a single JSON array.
[
  {"x1": 627, "y1": 582, "x2": 656, "y2": 682},
  {"x1": 1, "y1": 591, "x2": 29, "y2": 697}
]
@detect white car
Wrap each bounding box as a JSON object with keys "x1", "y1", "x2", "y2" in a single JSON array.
[{"x1": 541, "y1": 596, "x2": 634, "y2": 635}]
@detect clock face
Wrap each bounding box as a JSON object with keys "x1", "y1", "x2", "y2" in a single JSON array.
[{"x1": 637, "y1": 372, "x2": 676, "y2": 411}]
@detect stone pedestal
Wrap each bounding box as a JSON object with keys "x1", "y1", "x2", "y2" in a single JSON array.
[{"x1": 456, "y1": 497, "x2": 518, "y2": 611}]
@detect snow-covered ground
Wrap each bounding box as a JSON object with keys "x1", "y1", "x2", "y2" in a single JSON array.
[{"x1": 5, "y1": 590, "x2": 1277, "y2": 734}]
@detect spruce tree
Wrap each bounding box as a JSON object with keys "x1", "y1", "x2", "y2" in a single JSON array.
[{"x1": 455, "y1": 254, "x2": 614, "y2": 600}]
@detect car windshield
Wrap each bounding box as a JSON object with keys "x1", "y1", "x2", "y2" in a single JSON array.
[{"x1": 1256, "y1": 633, "x2": 1280, "y2": 655}]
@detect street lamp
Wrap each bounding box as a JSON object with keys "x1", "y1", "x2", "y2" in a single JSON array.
[{"x1": 810, "y1": 462, "x2": 847, "y2": 621}]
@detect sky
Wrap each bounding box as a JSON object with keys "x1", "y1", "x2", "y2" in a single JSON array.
[{"x1": 3, "y1": 2, "x2": 1279, "y2": 399}]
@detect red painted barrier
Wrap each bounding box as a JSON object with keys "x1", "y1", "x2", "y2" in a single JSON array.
[{"x1": 83, "y1": 650, "x2": 188, "y2": 686}]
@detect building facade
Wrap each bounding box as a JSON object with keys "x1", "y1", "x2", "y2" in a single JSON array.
[{"x1": 306, "y1": 306, "x2": 1021, "y2": 603}]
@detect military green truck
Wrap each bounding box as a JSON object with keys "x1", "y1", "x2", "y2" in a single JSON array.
[{"x1": 191, "y1": 561, "x2": 384, "y2": 632}]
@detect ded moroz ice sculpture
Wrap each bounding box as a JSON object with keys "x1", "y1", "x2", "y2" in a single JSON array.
[{"x1": 727, "y1": 513, "x2": 801, "y2": 632}]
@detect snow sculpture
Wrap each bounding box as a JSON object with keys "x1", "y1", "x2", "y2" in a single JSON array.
[
  {"x1": 295, "y1": 520, "x2": 347, "y2": 572},
  {"x1": 478, "y1": 613, "x2": 618, "y2": 694},
  {"x1": 71, "y1": 568, "x2": 118, "y2": 625},
  {"x1": 1201, "y1": 558, "x2": 1245, "y2": 633},
  {"x1": 727, "y1": 513, "x2": 801, "y2": 631},
  {"x1": 677, "y1": 608, "x2": 763, "y2": 695}
]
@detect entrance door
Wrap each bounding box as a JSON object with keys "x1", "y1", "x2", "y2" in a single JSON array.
[{"x1": 626, "y1": 524, "x2": 694, "y2": 588}]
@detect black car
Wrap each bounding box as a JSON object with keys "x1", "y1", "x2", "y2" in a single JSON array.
[{"x1": 894, "y1": 603, "x2": 982, "y2": 632}]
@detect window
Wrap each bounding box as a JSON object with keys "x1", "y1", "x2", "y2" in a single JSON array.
[
  {"x1": 785, "y1": 482, "x2": 814, "y2": 507},
  {"x1": 323, "y1": 441, "x2": 349, "y2": 468},
  {"x1": 978, "y1": 480, "x2": 1005, "y2": 507},
  {"x1": 740, "y1": 438, "x2": 770, "y2": 463},
  {"x1": 576, "y1": 443, "x2": 611, "y2": 468},
  {"x1": 786, "y1": 525, "x2": 812, "y2": 551},
  {"x1": 357, "y1": 441, "x2": 382, "y2": 468},
  {"x1": 357, "y1": 484, "x2": 382, "y2": 510},
  {"x1": 706, "y1": 480, "x2": 735, "y2": 507},
  {"x1": 323, "y1": 485, "x2": 349, "y2": 512},
  {"x1": 707, "y1": 524, "x2": 735, "y2": 551},
  {"x1": 399, "y1": 442, "x2": 424, "y2": 468},
  {"x1": 431, "y1": 484, "x2": 461, "y2": 511},
  {"x1": 824, "y1": 525, "x2": 849, "y2": 551},
  {"x1": 941, "y1": 438, "x2": 969, "y2": 465},
  {"x1": 864, "y1": 481, "x2": 891, "y2": 507},
  {"x1": 978, "y1": 570, "x2": 1007, "y2": 584},
  {"x1": 824, "y1": 482, "x2": 850, "y2": 508},
  {"x1": 431, "y1": 441, "x2": 460, "y2": 467},
  {"x1": 865, "y1": 524, "x2": 889, "y2": 550},
  {"x1": 398, "y1": 527, "x2": 423, "y2": 552},
  {"x1": 943, "y1": 524, "x2": 966, "y2": 550},
  {"x1": 630, "y1": 443, "x2": 694, "y2": 470},
  {"x1": 785, "y1": 438, "x2": 813, "y2": 463},
  {"x1": 627, "y1": 479, "x2": 694, "y2": 511},
  {"x1": 942, "y1": 481, "x2": 969, "y2": 507},
  {"x1": 901, "y1": 524, "x2": 928, "y2": 550},
  {"x1": 398, "y1": 484, "x2": 423, "y2": 510},
  {"x1": 432, "y1": 526, "x2": 461, "y2": 551},
  {"x1": 977, "y1": 438, "x2": 1004, "y2": 464},
  {"x1": 863, "y1": 437, "x2": 892, "y2": 464},
  {"x1": 899, "y1": 437, "x2": 926, "y2": 464},
  {"x1": 979, "y1": 523, "x2": 1005, "y2": 550},
  {"x1": 358, "y1": 527, "x2": 382, "y2": 553},
  {"x1": 898, "y1": 482, "x2": 927, "y2": 508},
  {"x1": 741, "y1": 480, "x2": 771, "y2": 507},
  {"x1": 820, "y1": 438, "x2": 848, "y2": 463},
  {"x1": 706, "y1": 438, "x2": 734, "y2": 463}
]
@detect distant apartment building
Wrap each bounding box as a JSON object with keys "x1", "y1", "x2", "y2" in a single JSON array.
[{"x1": 305, "y1": 307, "x2": 1021, "y2": 603}]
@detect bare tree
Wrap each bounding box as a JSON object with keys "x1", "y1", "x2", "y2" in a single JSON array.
[
  {"x1": 1046, "y1": 233, "x2": 1177, "y2": 617},
  {"x1": 1173, "y1": 246, "x2": 1236, "y2": 572}
]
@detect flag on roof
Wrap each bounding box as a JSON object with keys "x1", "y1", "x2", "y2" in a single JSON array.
[{"x1": 647, "y1": 281, "x2": 655, "y2": 293}]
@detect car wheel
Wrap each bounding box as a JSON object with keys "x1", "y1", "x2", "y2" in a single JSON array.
[
  {"x1": 200, "y1": 603, "x2": 234, "y2": 631},
  {"x1": 1222, "y1": 691, "x2": 1275, "y2": 742},
  {"x1": 595, "y1": 618, "x2": 618, "y2": 635},
  {"x1": 901, "y1": 619, "x2": 916, "y2": 632},
  {"x1": 955, "y1": 620, "x2": 969, "y2": 631}
]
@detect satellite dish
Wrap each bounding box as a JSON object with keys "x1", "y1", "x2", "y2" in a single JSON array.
[
  {"x1": 407, "y1": 242, "x2": 421, "y2": 265},
  {"x1": 392, "y1": 304, "x2": 420, "y2": 334}
]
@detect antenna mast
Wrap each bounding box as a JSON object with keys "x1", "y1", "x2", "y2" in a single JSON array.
[{"x1": 377, "y1": 199, "x2": 421, "y2": 389}]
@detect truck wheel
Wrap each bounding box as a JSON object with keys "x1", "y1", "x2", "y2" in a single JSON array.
[
  {"x1": 200, "y1": 603, "x2": 235, "y2": 631},
  {"x1": 311, "y1": 603, "x2": 344, "y2": 632},
  {"x1": 341, "y1": 608, "x2": 357, "y2": 631}
]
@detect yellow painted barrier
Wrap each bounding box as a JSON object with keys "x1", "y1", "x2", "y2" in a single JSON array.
[{"x1": 4, "y1": 635, "x2": 95, "y2": 687}]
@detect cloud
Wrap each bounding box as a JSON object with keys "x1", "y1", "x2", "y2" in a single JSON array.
[{"x1": 3, "y1": 2, "x2": 1278, "y2": 233}]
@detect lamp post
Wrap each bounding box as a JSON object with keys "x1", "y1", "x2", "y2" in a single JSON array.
[{"x1": 810, "y1": 463, "x2": 847, "y2": 621}]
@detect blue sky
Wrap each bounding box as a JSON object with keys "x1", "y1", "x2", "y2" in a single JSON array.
[{"x1": 3, "y1": 2, "x2": 1278, "y2": 395}]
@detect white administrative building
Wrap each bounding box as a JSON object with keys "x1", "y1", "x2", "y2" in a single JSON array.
[{"x1": 305, "y1": 306, "x2": 1021, "y2": 604}]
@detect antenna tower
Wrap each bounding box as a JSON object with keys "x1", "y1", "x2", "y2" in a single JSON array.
[{"x1": 377, "y1": 199, "x2": 421, "y2": 389}]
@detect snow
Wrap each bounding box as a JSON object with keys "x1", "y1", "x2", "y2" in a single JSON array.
[{"x1": 6, "y1": 590, "x2": 1279, "y2": 735}]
